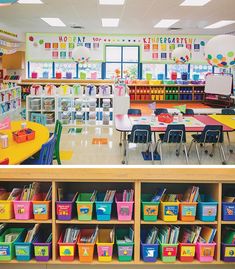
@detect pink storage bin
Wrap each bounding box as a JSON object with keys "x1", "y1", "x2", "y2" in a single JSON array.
[
  {"x1": 31, "y1": 72, "x2": 38, "y2": 79},
  {"x1": 91, "y1": 72, "x2": 97, "y2": 80},
  {"x1": 115, "y1": 193, "x2": 134, "y2": 221},
  {"x1": 196, "y1": 242, "x2": 216, "y2": 262}
]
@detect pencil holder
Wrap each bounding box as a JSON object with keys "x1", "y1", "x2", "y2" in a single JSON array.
[
  {"x1": 196, "y1": 242, "x2": 216, "y2": 262},
  {"x1": 97, "y1": 229, "x2": 114, "y2": 262},
  {"x1": 77, "y1": 229, "x2": 96, "y2": 263},
  {"x1": 179, "y1": 202, "x2": 197, "y2": 222},
  {"x1": 76, "y1": 193, "x2": 94, "y2": 221},
  {"x1": 197, "y1": 195, "x2": 218, "y2": 222},
  {"x1": 95, "y1": 193, "x2": 113, "y2": 221},
  {"x1": 159, "y1": 200, "x2": 179, "y2": 222},
  {"x1": 222, "y1": 202, "x2": 235, "y2": 221},
  {"x1": 141, "y1": 194, "x2": 160, "y2": 222},
  {"x1": 140, "y1": 230, "x2": 159, "y2": 262},
  {"x1": 178, "y1": 242, "x2": 196, "y2": 262},
  {"x1": 221, "y1": 243, "x2": 235, "y2": 262},
  {"x1": 115, "y1": 193, "x2": 134, "y2": 221},
  {"x1": 116, "y1": 228, "x2": 134, "y2": 262},
  {"x1": 58, "y1": 232, "x2": 78, "y2": 262},
  {"x1": 159, "y1": 243, "x2": 178, "y2": 263}
]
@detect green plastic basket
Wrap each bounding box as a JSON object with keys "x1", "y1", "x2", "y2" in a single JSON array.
[
  {"x1": 159, "y1": 243, "x2": 178, "y2": 263},
  {"x1": 141, "y1": 194, "x2": 160, "y2": 221},
  {"x1": 76, "y1": 193, "x2": 94, "y2": 221},
  {"x1": 116, "y1": 228, "x2": 134, "y2": 262}
]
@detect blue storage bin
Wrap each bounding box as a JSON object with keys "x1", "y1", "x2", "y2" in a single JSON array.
[
  {"x1": 157, "y1": 74, "x2": 164, "y2": 80},
  {"x1": 193, "y1": 74, "x2": 199, "y2": 81},
  {"x1": 42, "y1": 72, "x2": 49, "y2": 79},
  {"x1": 141, "y1": 230, "x2": 159, "y2": 262},
  {"x1": 95, "y1": 193, "x2": 113, "y2": 221},
  {"x1": 222, "y1": 202, "x2": 235, "y2": 221},
  {"x1": 197, "y1": 195, "x2": 218, "y2": 222},
  {"x1": 15, "y1": 242, "x2": 33, "y2": 261},
  {"x1": 181, "y1": 72, "x2": 188, "y2": 80}
]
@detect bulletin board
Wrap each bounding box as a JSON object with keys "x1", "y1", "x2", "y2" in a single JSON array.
[
  {"x1": 26, "y1": 33, "x2": 212, "y2": 64},
  {"x1": 205, "y1": 73, "x2": 233, "y2": 95}
]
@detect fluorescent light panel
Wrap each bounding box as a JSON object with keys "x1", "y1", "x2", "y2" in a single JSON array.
[
  {"x1": 154, "y1": 19, "x2": 179, "y2": 28},
  {"x1": 180, "y1": 0, "x2": 211, "y2": 6},
  {"x1": 18, "y1": 0, "x2": 43, "y2": 3},
  {"x1": 102, "y1": 18, "x2": 119, "y2": 27},
  {"x1": 99, "y1": 0, "x2": 125, "y2": 5},
  {"x1": 41, "y1": 18, "x2": 66, "y2": 27},
  {"x1": 205, "y1": 20, "x2": 235, "y2": 29}
]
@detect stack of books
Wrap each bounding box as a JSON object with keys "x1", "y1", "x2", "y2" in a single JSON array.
[
  {"x1": 103, "y1": 190, "x2": 116, "y2": 202},
  {"x1": 116, "y1": 228, "x2": 134, "y2": 244},
  {"x1": 145, "y1": 227, "x2": 158, "y2": 244},
  {"x1": 151, "y1": 188, "x2": 166, "y2": 202},
  {"x1": 122, "y1": 189, "x2": 134, "y2": 202},
  {"x1": 179, "y1": 226, "x2": 201, "y2": 244},
  {"x1": 181, "y1": 186, "x2": 200, "y2": 202},
  {"x1": 63, "y1": 227, "x2": 80, "y2": 243},
  {"x1": 158, "y1": 225, "x2": 180, "y2": 244},
  {"x1": 20, "y1": 182, "x2": 40, "y2": 201},
  {"x1": 80, "y1": 227, "x2": 98, "y2": 244},
  {"x1": 24, "y1": 224, "x2": 40, "y2": 243}
]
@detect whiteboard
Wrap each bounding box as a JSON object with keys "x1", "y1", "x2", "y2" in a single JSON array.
[{"x1": 205, "y1": 74, "x2": 233, "y2": 95}]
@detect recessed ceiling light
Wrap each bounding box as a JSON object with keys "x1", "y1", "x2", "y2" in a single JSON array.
[
  {"x1": 205, "y1": 20, "x2": 235, "y2": 29},
  {"x1": 99, "y1": 0, "x2": 125, "y2": 5},
  {"x1": 154, "y1": 19, "x2": 179, "y2": 28},
  {"x1": 41, "y1": 18, "x2": 66, "y2": 27},
  {"x1": 18, "y1": 0, "x2": 43, "y2": 3},
  {"x1": 180, "y1": 0, "x2": 210, "y2": 6},
  {"x1": 102, "y1": 18, "x2": 119, "y2": 27}
]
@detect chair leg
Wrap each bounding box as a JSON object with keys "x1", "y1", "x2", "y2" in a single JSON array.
[
  {"x1": 187, "y1": 140, "x2": 194, "y2": 156},
  {"x1": 119, "y1": 132, "x2": 123, "y2": 146},
  {"x1": 209, "y1": 144, "x2": 215, "y2": 157},
  {"x1": 125, "y1": 142, "x2": 129, "y2": 165},
  {"x1": 150, "y1": 143, "x2": 154, "y2": 165},
  {"x1": 227, "y1": 132, "x2": 233, "y2": 153},
  {"x1": 195, "y1": 143, "x2": 201, "y2": 164},
  {"x1": 219, "y1": 143, "x2": 227, "y2": 165},
  {"x1": 122, "y1": 139, "x2": 127, "y2": 164},
  {"x1": 159, "y1": 142, "x2": 163, "y2": 164},
  {"x1": 176, "y1": 143, "x2": 182, "y2": 157},
  {"x1": 183, "y1": 144, "x2": 189, "y2": 164}
]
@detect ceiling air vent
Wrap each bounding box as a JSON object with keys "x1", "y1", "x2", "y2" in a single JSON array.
[
  {"x1": 168, "y1": 27, "x2": 182, "y2": 31},
  {"x1": 70, "y1": 25, "x2": 84, "y2": 29}
]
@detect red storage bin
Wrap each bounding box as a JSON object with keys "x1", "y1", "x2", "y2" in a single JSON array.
[
  {"x1": 178, "y1": 243, "x2": 196, "y2": 262},
  {"x1": 56, "y1": 72, "x2": 62, "y2": 79}
]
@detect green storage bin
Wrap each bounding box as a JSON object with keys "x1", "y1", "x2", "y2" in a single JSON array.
[
  {"x1": 0, "y1": 228, "x2": 25, "y2": 261},
  {"x1": 159, "y1": 243, "x2": 178, "y2": 263},
  {"x1": 141, "y1": 194, "x2": 160, "y2": 221},
  {"x1": 76, "y1": 193, "x2": 94, "y2": 221},
  {"x1": 80, "y1": 72, "x2": 87, "y2": 79},
  {"x1": 116, "y1": 228, "x2": 134, "y2": 262}
]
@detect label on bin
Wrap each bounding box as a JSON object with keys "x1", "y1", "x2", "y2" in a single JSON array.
[
  {"x1": 180, "y1": 246, "x2": 195, "y2": 257},
  {"x1": 77, "y1": 204, "x2": 92, "y2": 216},
  {"x1": 225, "y1": 247, "x2": 235, "y2": 257},
  {"x1": 144, "y1": 205, "x2": 158, "y2": 216},
  {"x1": 119, "y1": 206, "x2": 130, "y2": 216},
  {"x1": 200, "y1": 246, "x2": 214, "y2": 257},
  {"x1": 0, "y1": 204, "x2": 7, "y2": 215},
  {"x1": 202, "y1": 206, "x2": 217, "y2": 217},
  {"x1": 0, "y1": 245, "x2": 10, "y2": 256},
  {"x1": 164, "y1": 206, "x2": 178, "y2": 216},
  {"x1": 144, "y1": 247, "x2": 157, "y2": 258},
  {"x1": 33, "y1": 204, "x2": 47, "y2": 215},
  {"x1": 182, "y1": 206, "x2": 196, "y2": 217},
  {"x1": 163, "y1": 246, "x2": 177, "y2": 257},
  {"x1": 35, "y1": 246, "x2": 49, "y2": 257},
  {"x1": 57, "y1": 205, "x2": 71, "y2": 217},
  {"x1": 224, "y1": 205, "x2": 235, "y2": 216},
  {"x1": 98, "y1": 246, "x2": 112, "y2": 258},
  {"x1": 60, "y1": 246, "x2": 74, "y2": 257},
  {"x1": 118, "y1": 246, "x2": 133, "y2": 257},
  {"x1": 15, "y1": 245, "x2": 30, "y2": 257}
]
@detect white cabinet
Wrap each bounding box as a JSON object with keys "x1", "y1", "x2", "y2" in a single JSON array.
[{"x1": 0, "y1": 86, "x2": 21, "y2": 117}]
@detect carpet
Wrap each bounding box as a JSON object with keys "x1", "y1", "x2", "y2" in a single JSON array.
[
  {"x1": 60, "y1": 150, "x2": 74, "y2": 161},
  {"x1": 92, "y1": 138, "x2": 108, "y2": 145}
]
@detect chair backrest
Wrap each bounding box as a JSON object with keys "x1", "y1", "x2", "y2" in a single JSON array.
[
  {"x1": 38, "y1": 135, "x2": 57, "y2": 165},
  {"x1": 199, "y1": 125, "x2": 223, "y2": 143},
  {"x1": 154, "y1": 108, "x2": 168, "y2": 116},
  {"x1": 30, "y1": 113, "x2": 47, "y2": 126},
  {"x1": 127, "y1": 109, "x2": 142, "y2": 116},
  {"x1": 221, "y1": 108, "x2": 235, "y2": 115},
  {"x1": 129, "y1": 125, "x2": 152, "y2": 143},
  {"x1": 20, "y1": 108, "x2": 26, "y2": 120},
  {"x1": 162, "y1": 124, "x2": 186, "y2": 143},
  {"x1": 0, "y1": 158, "x2": 9, "y2": 165},
  {"x1": 54, "y1": 120, "x2": 63, "y2": 155},
  {"x1": 184, "y1": 109, "x2": 194, "y2": 115}
]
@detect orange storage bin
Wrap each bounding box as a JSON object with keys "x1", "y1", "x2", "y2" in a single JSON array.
[
  {"x1": 77, "y1": 229, "x2": 96, "y2": 263},
  {"x1": 32, "y1": 193, "x2": 51, "y2": 220},
  {"x1": 179, "y1": 202, "x2": 197, "y2": 222}
]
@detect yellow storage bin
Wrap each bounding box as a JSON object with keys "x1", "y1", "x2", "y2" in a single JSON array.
[
  {"x1": 0, "y1": 193, "x2": 14, "y2": 220},
  {"x1": 159, "y1": 201, "x2": 179, "y2": 222},
  {"x1": 97, "y1": 229, "x2": 114, "y2": 262}
]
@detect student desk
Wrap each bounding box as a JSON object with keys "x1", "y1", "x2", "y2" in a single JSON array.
[
  {"x1": 0, "y1": 121, "x2": 49, "y2": 165},
  {"x1": 209, "y1": 115, "x2": 235, "y2": 129},
  {"x1": 115, "y1": 114, "x2": 234, "y2": 163}
]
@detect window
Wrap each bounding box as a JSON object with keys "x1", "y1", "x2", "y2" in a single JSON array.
[
  {"x1": 142, "y1": 64, "x2": 165, "y2": 80},
  {"x1": 55, "y1": 62, "x2": 77, "y2": 78},
  {"x1": 29, "y1": 62, "x2": 53, "y2": 78},
  {"x1": 105, "y1": 46, "x2": 139, "y2": 79},
  {"x1": 78, "y1": 63, "x2": 102, "y2": 79},
  {"x1": 166, "y1": 64, "x2": 189, "y2": 80},
  {"x1": 190, "y1": 64, "x2": 213, "y2": 80}
]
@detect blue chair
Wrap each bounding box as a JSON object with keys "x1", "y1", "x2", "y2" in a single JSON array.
[
  {"x1": 30, "y1": 113, "x2": 47, "y2": 126},
  {"x1": 187, "y1": 125, "x2": 226, "y2": 164},
  {"x1": 22, "y1": 135, "x2": 57, "y2": 165},
  {"x1": 123, "y1": 124, "x2": 154, "y2": 165},
  {"x1": 20, "y1": 108, "x2": 26, "y2": 120},
  {"x1": 154, "y1": 108, "x2": 168, "y2": 116},
  {"x1": 156, "y1": 124, "x2": 188, "y2": 164},
  {"x1": 184, "y1": 109, "x2": 194, "y2": 115},
  {"x1": 222, "y1": 109, "x2": 235, "y2": 153}
]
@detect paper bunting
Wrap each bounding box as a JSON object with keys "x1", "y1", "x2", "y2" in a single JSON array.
[
  {"x1": 0, "y1": 47, "x2": 17, "y2": 55},
  {"x1": 0, "y1": 39, "x2": 21, "y2": 48}
]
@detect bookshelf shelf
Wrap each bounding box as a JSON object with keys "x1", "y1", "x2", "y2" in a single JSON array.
[{"x1": 0, "y1": 168, "x2": 234, "y2": 266}]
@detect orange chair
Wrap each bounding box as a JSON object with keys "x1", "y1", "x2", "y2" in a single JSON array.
[{"x1": 0, "y1": 158, "x2": 9, "y2": 165}]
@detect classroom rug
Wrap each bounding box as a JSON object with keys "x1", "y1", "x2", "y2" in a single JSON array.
[
  {"x1": 141, "y1": 151, "x2": 161, "y2": 161},
  {"x1": 68, "y1": 128, "x2": 83, "y2": 134},
  {"x1": 60, "y1": 150, "x2": 74, "y2": 161},
  {"x1": 92, "y1": 138, "x2": 108, "y2": 145}
]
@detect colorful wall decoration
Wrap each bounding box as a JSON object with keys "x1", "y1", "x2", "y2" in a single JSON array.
[{"x1": 26, "y1": 33, "x2": 212, "y2": 64}]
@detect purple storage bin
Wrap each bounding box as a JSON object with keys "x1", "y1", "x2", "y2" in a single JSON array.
[
  {"x1": 221, "y1": 243, "x2": 235, "y2": 262},
  {"x1": 66, "y1": 72, "x2": 72, "y2": 79},
  {"x1": 33, "y1": 242, "x2": 52, "y2": 262},
  {"x1": 222, "y1": 202, "x2": 235, "y2": 221},
  {"x1": 56, "y1": 193, "x2": 77, "y2": 221}
]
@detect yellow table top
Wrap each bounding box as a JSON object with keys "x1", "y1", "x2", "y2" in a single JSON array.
[
  {"x1": 209, "y1": 115, "x2": 235, "y2": 129},
  {"x1": 0, "y1": 121, "x2": 49, "y2": 165}
]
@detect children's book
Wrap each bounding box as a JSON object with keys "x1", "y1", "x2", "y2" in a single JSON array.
[
  {"x1": 151, "y1": 188, "x2": 166, "y2": 202},
  {"x1": 200, "y1": 226, "x2": 217, "y2": 243},
  {"x1": 223, "y1": 227, "x2": 235, "y2": 244}
]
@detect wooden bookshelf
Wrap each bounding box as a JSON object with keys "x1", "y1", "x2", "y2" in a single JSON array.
[{"x1": 0, "y1": 168, "x2": 234, "y2": 265}]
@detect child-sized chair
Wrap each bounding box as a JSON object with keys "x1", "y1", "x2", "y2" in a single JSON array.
[
  {"x1": 22, "y1": 135, "x2": 57, "y2": 165},
  {"x1": 20, "y1": 108, "x2": 26, "y2": 120},
  {"x1": 187, "y1": 125, "x2": 226, "y2": 165},
  {"x1": 50, "y1": 120, "x2": 63, "y2": 165},
  {"x1": 221, "y1": 108, "x2": 235, "y2": 153},
  {"x1": 30, "y1": 113, "x2": 47, "y2": 126},
  {"x1": 0, "y1": 158, "x2": 9, "y2": 165},
  {"x1": 156, "y1": 124, "x2": 188, "y2": 164},
  {"x1": 154, "y1": 108, "x2": 168, "y2": 116}
]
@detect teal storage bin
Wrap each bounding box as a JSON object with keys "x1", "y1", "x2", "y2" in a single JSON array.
[
  {"x1": 95, "y1": 193, "x2": 113, "y2": 221},
  {"x1": 15, "y1": 242, "x2": 33, "y2": 261},
  {"x1": 0, "y1": 228, "x2": 25, "y2": 261},
  {"x1": 197, "y1": 195, "x2": 218, "y2": 222}
]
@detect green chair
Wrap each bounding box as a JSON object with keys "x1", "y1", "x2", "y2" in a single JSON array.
[
  {"x1": 50, "y1": 120, "x2": 63, "y2": 165},
  {"x1": 30, "y1": 113, "x2": 47, "y2": 126}
]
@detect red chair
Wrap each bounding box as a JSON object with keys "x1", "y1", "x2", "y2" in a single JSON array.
[{"x1": 0, "y1": 158, "x2": 9, "y2": 165}]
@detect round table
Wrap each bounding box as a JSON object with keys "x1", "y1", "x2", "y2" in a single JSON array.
[{"x1": 0, "y1": 121, "x2": 49, "y2": 165}]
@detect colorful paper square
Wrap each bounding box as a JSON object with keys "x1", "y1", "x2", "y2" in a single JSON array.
[
  {"x1": 152, "y1": 44, "x2": 158, "y2": 51},
  {"x1": 144, "y1": 44, "x2": 150, "y2": 51},
  {"x1": 60, "y1": 43, "x2": 67, "y2": 49}
]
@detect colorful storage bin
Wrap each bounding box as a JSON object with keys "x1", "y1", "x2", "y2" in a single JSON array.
[
  {"x1": 141, "y1": 230, "x2": 159, "y2": 262},
  {"x1": 197, "y1": 195, "x2": 218, "y2": 222},
  {"x1": 116, "y1": 228, "x2": 134, "y2": 262},
  {"x1": 0, "y1": 228, "x2": 25, "y2": 261},
  {"x1": 179, "y1": 202, "x2": 197, "y2": 222},
  {"x1": 196, "y1": 242, "x2": 216, "y2": 262},
  {"x1": 178, "y1": 242, "x2": 196, "y2": 262},
  {"x1": 76, "y1": 193, "x2": 94, "y2": 221},
  {"x1": 159, "y1": 243, "x2": 178, "y2": 263},
  {"x1": 33, "y1": 197, "x2": 51, "y2": 221},
  {"x1": 34, "y1": 242, "x2": 52, "y2": 262},
  {"x1": 0, "y1": 193, "x2": 15, "y2": 220},
  {"x1": 13, "y1": 200, "x2": 33, "y2": 220},
  {"x1": 56, "y1": 193, "x2": 77, "y2": 221},
  {"x1": 77, "y1": 229, "x2": 96, "y2": 263},
  {"x1": 95, "y1": 193, "x2": 113, "y2": 221},
  {"x1": 15, "y1": 231, "x2": 36, "y2": 261},
  {"x1": 141, "y1": 194, "x2": 160, "y2": 222},
  {"x1": 97, "y1": 229, "x2": 114, "y2": 262},
  {"x1": 222, "y1": 202, "x2": 235, "y2": 221},
  {"x1": 159, "y1": 200, "x2": 179, "y2": 222},
  {"x1": 58, "y1": 233, "x2": 78, "y2": 261},
  {"x1": 221, "y1": 243, "x2": 235, "y2": 262},
  {"x1": 115, "y1": 193, "x2": 134, "y2": 221}
]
